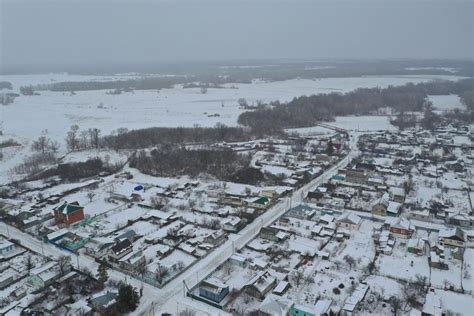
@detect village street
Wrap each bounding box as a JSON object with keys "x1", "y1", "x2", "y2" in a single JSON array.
[{"x1": 1, "y1": 130, "x2": 359, "y2": 315}]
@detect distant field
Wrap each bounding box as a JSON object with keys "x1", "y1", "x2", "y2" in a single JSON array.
[{"x1": 1, "y1": 73, "x2": 465, "y2": 142}]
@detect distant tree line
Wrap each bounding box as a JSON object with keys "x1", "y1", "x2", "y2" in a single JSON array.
[
  {"x1": 102, "y1": 124, "x2": 255, "y2": 150},
  {"x1": 31, "y1": 76, "x2": 188, "y2": 92},
  {"x1": 0, "y1": 81, "x2": 12, "y2": 90},
  {"x1": 461, "y1": 89, "x2": 474, "y2": 112},
  {"x1": 238, "y1": 78, "x2": 474, "y2": 133},
  {"x1": 130, "y1": 145, "x2": 250, "y2": 180},
  {"x1": 30, "y1": 157, "x2": 119, "y2": 181}
]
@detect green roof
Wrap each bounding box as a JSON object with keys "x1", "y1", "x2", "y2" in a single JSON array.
[
  {"x1": 54, "y1": 201, "x2": 83, "y2": 214},
  {"x1": 253, "y1": 197, "x2": 269, "y2": 205}
]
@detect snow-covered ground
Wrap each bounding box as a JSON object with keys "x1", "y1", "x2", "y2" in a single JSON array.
[
  {"x1": 428, "y1": 94, "x2": 464, "y2": 111},
  {"x1": 0, "y1": 74, "x2": 465, "y2": 143}
]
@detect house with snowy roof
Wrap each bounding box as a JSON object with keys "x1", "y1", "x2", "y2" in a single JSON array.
[
  {"x1": 389, "y1": 186, "x2": 406, "y2": 203},
  {"x1": 53, "y1": 201, "x2": 85, "y2": 225},
  {"x1": 0, "y1": 239, "x2": 15, "y2": 257},
  {"x1": 372, "y1": 193, "x2": 401, "y2": 216},
  {"x1": 247, "y1": 196, "x2": 271, "y2": 210},
  {"x1": 222, "y1": 217, "x2": 246, "y2": 233},
  {"x1": 445, "y1": 212, "x2": 472, "y2": 227},
  {"x1": 244, "y1": 271, "x2": 277, "y2": 300},
  {"x1": 291, "y1": 298, "x2": 333, "y2": 316},
  {"x1": 387, "y1": 217, "x2": 414, "y2": 238},
  {"x1": 286, "y1": 204, "x2": 316, "y2": 220},
  {"x1": 438, "y1": 227, "x2": 466, "y2": 248},
  {"x1": 108, "y1": 239, "x2": 133, "y2": 262},
  {"x1": 28, "y1": 261, "x2": 62, "y2": 289},
  {"x1": 258, "y1": 295, "x2": 293, "y2": 316},
  {"x1": 199, "y1": 278, "x2": 229, "y2": 303},
  {"x1": 342, "y1": 283, "x2": 369, "y2": 315},
  {"x1": 89, "y1": 291, "x2": 118, "y2": 314},
  {"x1": 336, "y1": 213, "x2": 362, "y2": 231}
]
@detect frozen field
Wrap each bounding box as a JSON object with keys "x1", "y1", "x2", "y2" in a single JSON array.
[
  {"x1": 428, "y1": 94, "x2": 464, "y2": 111},
  {"x1": 0, "y1": 73, "x2": 465, "y2": 142}
]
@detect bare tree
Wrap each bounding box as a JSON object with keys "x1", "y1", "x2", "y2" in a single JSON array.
[
  {"x1": 58, "y1": 255, "x2": 71, "y2": 276},
  {"x1": 135, "y1": 263, "x2": 148, "y2": 278},
  {"x1": 87, "y1": 192, "x2": 95, "y2": 202},
  {"x1": 25, "y1": 254, "x2": 34, "y2": 271},
  {"x1": 66, "y1": 125, "x2": 80, "y2": 151},
  {"x1": 79, "y1": 130, "x2": 89, "y2": 149},
  {"x1": 292, "y1": 269, "x2": 304, "y2": 287},
  {"x1": 244, "y1": 187, "x2": 252, "y2": 196},
  {"x1": 89, "y1": 128, "x2": 101, "y2": 149},
  {"x1": 175, "y1": 261, "x2": 185, "y2": 272},
  {"x1": 179, "y1": 309, "x2": 196, "y2": 316},
  {"x1": 344, "y1": 255, "x2": 356, "y2": 270},
  {"x1": 155, "y1": 264, "x2": 169, "y2": 284},
  {"x1": 389, "y1": 296, "x2": 403, "y2": 315},
  {"x1": 237, "y1": 98, "x2": 248, "y2": 108},
  {"x1": 31, "y1": 136, "x2": 50, "y2": 154},
  {"x1": 222, "y1": 262, "x2": 234, "y2": 274},
  {"x1": 243, "y1": 292, "x2": 251, "y2": 304}
]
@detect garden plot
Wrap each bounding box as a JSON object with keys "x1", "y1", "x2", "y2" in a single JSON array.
[
  {"x1": 364, "y1": 275, "x2": 404, "y2": 300},
  {"x1": 406, "y1": 175, "x2": 443, "y2": 207},
  {"x1": 434, "y1": 289, "x2": 473, "y2": 316},
  {"x1": 61, "y1": 189, "x2": 122, "y2": 217},
  {"x1": 443, "y1": 189, "x2": 471, "y2": 214},
  {"x1": 287, "y1": 235, "x2": 322, "y2": 256},
  {"x1": 152, "y1": 249, "x2": 196, "y2": 270},
  {"x1": 430, "y1": 257, "x2": 463, "y2": 291},
  {"x1": 376, "y1": 240, "x2": 430, "y2": 282},
  {"x1": 328, "y1": 221, "x2": 376, "y2": 268},
  {"x1": 84, "y1": 205, "x2": 151, "y2": 235},
  {"x1": 439, "y1": 172, "x2": 468, "y2": 190},
  {"x1": 288, "y1": 260, "x2": 361, "y2": 311}
]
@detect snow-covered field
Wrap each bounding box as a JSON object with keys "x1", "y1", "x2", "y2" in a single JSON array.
[
  {"x1": 0, "y1": 74, "x2": 465, "y2": 143},
  {"x1": 428, "y1": 94, "x2": 464, "y2": 111}
]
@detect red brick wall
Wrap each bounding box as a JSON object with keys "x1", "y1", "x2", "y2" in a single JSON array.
[{"x1": 67, "y1": 209, "x2": 84, "y2": 225}]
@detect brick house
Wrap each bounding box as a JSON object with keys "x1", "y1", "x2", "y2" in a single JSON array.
[{"x1": 53, "y1": 201, "x2": 85, "y2": 225}]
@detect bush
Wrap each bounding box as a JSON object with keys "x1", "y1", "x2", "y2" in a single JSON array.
[{"x1": 333, "y1": 287, "x2": 341, "y2": 295}]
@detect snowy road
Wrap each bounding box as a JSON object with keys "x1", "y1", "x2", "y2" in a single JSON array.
[
  {"x1": 0, "y1": 130, "x2": 359, "y2": 316},
  {"x1": 150, "y1": 131, "x2": 360, "y2": 315}
]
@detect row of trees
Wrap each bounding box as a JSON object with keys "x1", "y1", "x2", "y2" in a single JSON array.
[
  {"x1": 461, "y1": 90, "x2": 474, "y2": 112},
  {"x1": 102, "y1": 124, "x2": 254, "y2": 150},
  {"x1": 130, "y1": 146, "x2": 251, "y2": 180},
  {"x1": 65, "y1": 125, "x2": 101, "y2": 151},
  {"x1": 29, "y1": 157, "x2": 118, "y2": 181},
  {"x1": 238, "y1": 79, "x2": 474, "y2": 133}
]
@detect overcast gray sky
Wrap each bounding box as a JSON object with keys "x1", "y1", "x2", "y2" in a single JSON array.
[{"x1": 1, "y1": 0, "x2": 473, "y2": 69}]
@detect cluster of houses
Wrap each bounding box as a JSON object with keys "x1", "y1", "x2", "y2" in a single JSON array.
[
  {"x1": 187, "y1": 125, "x2": 474, "y2": 315},
  {"x1": 0, "y1": 238, "x2": 118, "y2": 315}
]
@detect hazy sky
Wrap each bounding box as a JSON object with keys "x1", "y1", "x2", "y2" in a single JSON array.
[{"x1": 1, "y1": 0, "x2": 473, "y2": 69}]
